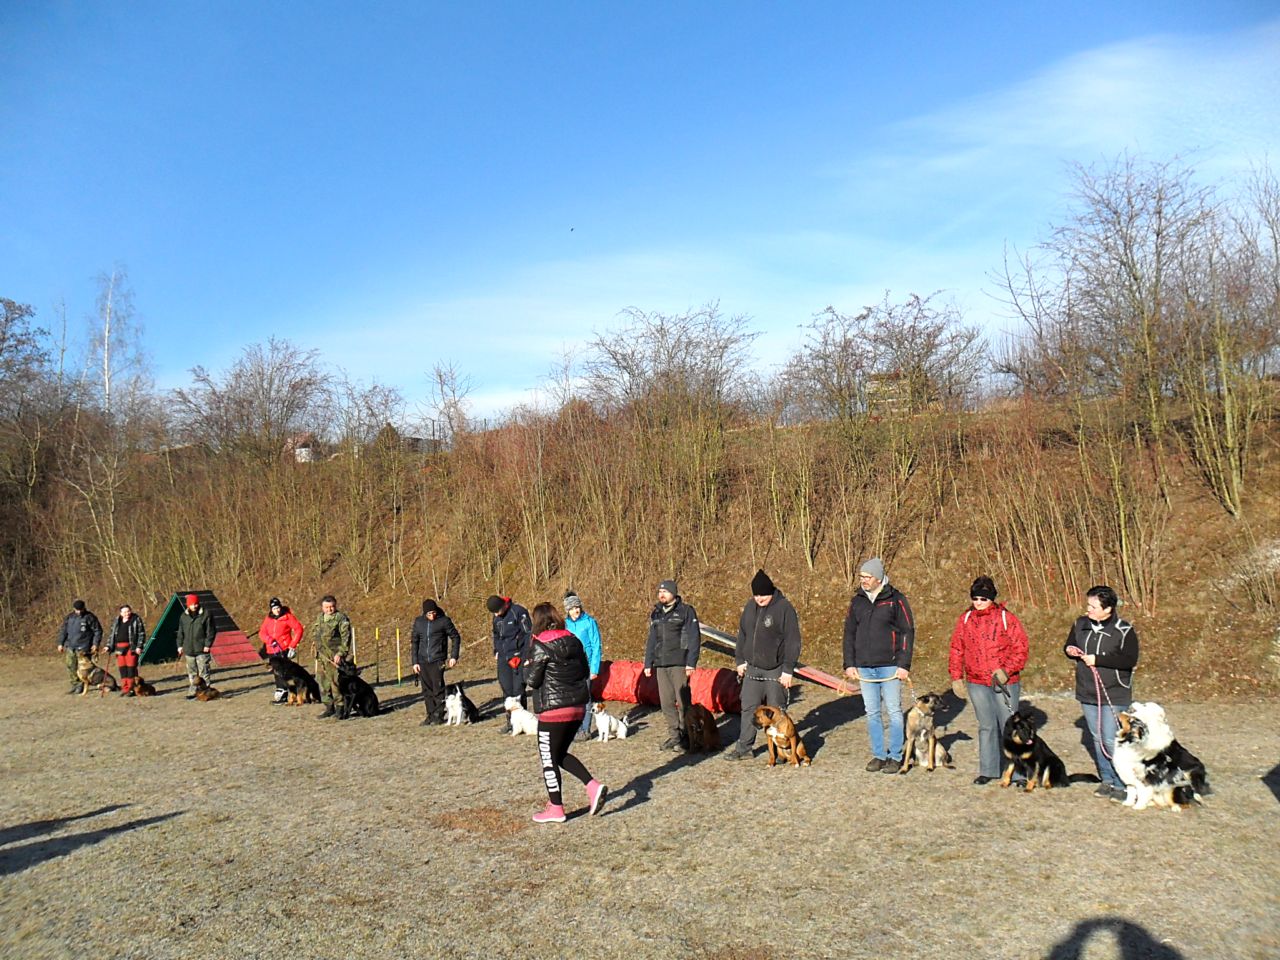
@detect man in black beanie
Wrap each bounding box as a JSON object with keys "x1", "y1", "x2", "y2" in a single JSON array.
[
  {"x1": 411, "y1": 599, "x2": 462, "y2": 725},
  {"x1": 724, "y1": 569, "x2": 802, "y2": 761},
  {"x1": 487, "y1": 594, "x2": 531, "y2": 732}
]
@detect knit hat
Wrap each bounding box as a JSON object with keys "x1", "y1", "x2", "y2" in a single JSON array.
[
  {"x1": 658, "y1": 579, "x2": 678, "y2": 595},
  {"x1": 858, "y1": 558, "x2": 886, "y2": 582},
  {"x1": 185, "y1": 593, "x2": 200, "y2": 607},
  {"x1": 969, "y1": 576, "x2": 997, "y2": 600},
  {"x1": 269, "y1": 597, "x2": 283, "y2": 609},
  {"x1": 422, "y1": 599, "x2": 440, "y2": 616},
  {"x1": 73, "y1": 599, "x2": 86, "y2": 612},
  {"x1": 486, "y1": 595, "x2": 506, "y2": 614},
  {"x1": 750, "y1": 569, "x2": 775, "y2": 596},
  {"x1": 562, "y1": 593, "x2": 582, "y2": 612}
]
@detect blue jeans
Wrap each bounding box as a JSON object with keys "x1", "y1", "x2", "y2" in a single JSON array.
[
  {"x1": 1080, "y1": 700, "x2": 1121, "y2": 788},
  {"x1": 968, "y1": 680, "x2": 1020, "y2": 779},
  {"x1": 578, "y1": 694, "x2": 593, "y2": 737},
  {"x1": 859, "y1": 666, "x2": 904, "y2": 761}
]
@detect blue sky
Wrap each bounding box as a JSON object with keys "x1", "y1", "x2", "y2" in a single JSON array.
[{"x1": 3, "y1": 2, "x2": 1278, "y2": 418}]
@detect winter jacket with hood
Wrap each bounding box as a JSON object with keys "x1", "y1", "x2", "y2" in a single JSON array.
[
  {"x1": 176, "y1": 606, "x2": 215, "y2": 657},
  {"x1": 842, "y1": 581, "x2": 915, "y2": 670},
  {"x1": 644, "y1": 597, "x2": 700, "y2": 669},
  {"x1": 411, "y1": 603, "x2": 462, "y2": 666},
  {"x1": 736, "y1": 590, "x2": 801, "y2": 678},
  {"x1": 491, "y1": 600, "x2": 532, "y2": 661},
  {"x1": 259, "y1": 608, "x2": 304, "y2": 656},
  {"x1": 948, "y1": 603, "x2": 1029, "y2": 687},
  {"x1": 565, "y1": 610, "x2": 603, "y2": 676},
  {"x1": 526, "y1": 628, "x2": 590, "y2": 715},
  {"x1": 1064, "y1": 614, "x2": 1139, "y2": 707}
]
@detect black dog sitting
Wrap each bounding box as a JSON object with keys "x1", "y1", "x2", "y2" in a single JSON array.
[
  {"x1": 335, "y1": 659, "x2": 380, "y2": 718},
  {"x1": 1001, "y1": 709, "x2": 1069, "y2": 791},
  {"x1": 266, "y1": 654, "x2": 322, "y2": 705}
]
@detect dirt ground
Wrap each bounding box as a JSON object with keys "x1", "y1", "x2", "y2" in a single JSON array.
[{"x1": 0, "y1": 656, "x2": 1276, "y2": 960}]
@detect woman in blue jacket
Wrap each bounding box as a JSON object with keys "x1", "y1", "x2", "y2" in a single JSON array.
[{"x1": 563, "y1": 591, "x2": 602, "y2": 741}]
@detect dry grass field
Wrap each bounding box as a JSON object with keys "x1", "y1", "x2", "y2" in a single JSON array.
[{"x1": 1, "y1": 656, "x2": 1276, "y2": 960}]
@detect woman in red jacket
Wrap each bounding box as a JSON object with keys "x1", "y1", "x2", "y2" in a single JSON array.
[
  {"x1": 948, "y1": 576, "x2": 1029, "y2": 785},
  {"x1": 260, "y1": 597, "x2": 304, "y2": 704}
]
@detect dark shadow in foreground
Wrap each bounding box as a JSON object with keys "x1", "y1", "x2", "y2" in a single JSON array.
[
  {"x1": 0, "y1": 811, "x2": 184, "y2": 877},
  {"x1": 1263, "y1": 761, "x2": 1280, "y2": 805},
  {"x1": 0, "y1": 803, "x2": 132, "y2": 848},
  {"x1": 1046, "y1": 916, "x2": 1184, "y2": 960}
]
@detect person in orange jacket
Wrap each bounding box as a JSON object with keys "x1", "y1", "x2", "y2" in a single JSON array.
[{"x1": 260, "y1": 597, "x2": 304, "y2": 704}]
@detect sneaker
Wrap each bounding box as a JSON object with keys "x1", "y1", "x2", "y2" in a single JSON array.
[
  {"x1": 660, "y1": 737, "x2": 682, "y2": 752},
  {"x1": 1093, "y1": 783, "x2": 1113, "y2": 798},
  {"x1": 865, "y1": 758, "x2": 886, "y2": 772},
  {"x1": 185, "y1": 693, "x2": 196, "y2": 700},
  {"x1": 67, "y1": 687, "x2": 80, "y2": 695},
  {"x1": 531, "y1": 803, "x2": 566, "y2": 824},
  {"x1": 722, "y1": 747, "x2": 751, "y2": 762},
  {"x1": 586, "y1": 780, "x2": 607, "y2": 816},
  {"x1": 574, "y1": 730, "x2": 591, "y2": 744},
  {"x1": 972, "y1": 776, "x2": 994, "y2": 786},
  {"x1": 318, "y1": 705, "x2": 336, "y2": 719},
  {"x1": 1108, "y1": 786, "x2": 1128, "y2": 803},
  {"x1": 882, "y1": 759, "x2": 902, "y2": 773}
]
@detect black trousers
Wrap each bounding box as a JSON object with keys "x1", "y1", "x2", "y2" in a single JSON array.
[
  {"x1": 419, "y1": 661, "x2": 445, "y2": 721},
  {"x1": 496, "y1": 655, "x2": 526, "y2": 706}
]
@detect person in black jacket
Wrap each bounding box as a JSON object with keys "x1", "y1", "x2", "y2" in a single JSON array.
[
  {"x1": 724, "y1": 570, "x2": 802, "y2": 761},
  {"x1": 411, "y1": 599, "x2": 461, "y2": 726},
  {"x1": 1064, "y1": 584, "x2": 1139, "y2": 801},
  {"x1": 525, "y1": 602, "x2": 606, "y2": 824},
  {"x1": 643, "y1": 579, "x2": 701, "y2": 752},
  {"x1": 842, "y1": 557, "x2": 915, "y2": 772},
  {"x1": 106, "y1": 604, "x2": 147, "y2": 697},
  {"x1": 488, "y1": 594, "x2": 532, "y2": 731},
  {"x1": 56, "y1": 600, "x2": 103, "y2": 694}
]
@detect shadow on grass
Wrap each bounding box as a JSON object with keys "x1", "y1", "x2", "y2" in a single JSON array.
[
  {"x1": 0, "y1": 811, "x2": 184, "y2": 877},
  {"x1": 605, "y1": 710, "x2": 727, "y2": 816},
  {"x1": 1046, "y1": 916, "x2": 1184, "y2": 959},
  {"x1": 0, "y1": 804, "x2": 132, "y2": 848},
  {"x1": 1263, "y1": 762, "x2": 1280, "y2": 805}
]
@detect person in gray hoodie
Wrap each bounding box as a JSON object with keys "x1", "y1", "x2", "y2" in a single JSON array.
[{"x1": 724, "y1": 569, "x2": 802, "y2": 761}]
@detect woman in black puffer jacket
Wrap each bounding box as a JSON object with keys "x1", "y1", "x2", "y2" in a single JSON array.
[{"x1": 525, "y1": 603, "x2": 607, "y2": 824}]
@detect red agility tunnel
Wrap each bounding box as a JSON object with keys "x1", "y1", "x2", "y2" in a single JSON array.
[{"x1": 592, "y1": 660, "x2": 741, "y2": 714}]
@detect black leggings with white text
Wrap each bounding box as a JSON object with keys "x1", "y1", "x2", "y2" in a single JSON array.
[{"x1": 537, "y1": 719, "x2": 592, "y2": 806}]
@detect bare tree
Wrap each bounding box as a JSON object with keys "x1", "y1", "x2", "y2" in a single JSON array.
[{"x1": 172, "y1": 338, "x2": 328, "y2": 464}]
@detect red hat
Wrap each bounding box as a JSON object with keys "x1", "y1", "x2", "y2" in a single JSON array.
[{"x1": 185, "y1": 593, "x2": 199, "y2": 607}]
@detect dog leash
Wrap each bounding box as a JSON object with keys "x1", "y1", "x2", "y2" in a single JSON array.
[{"x1": 1086, "y1": 663, "x2": 1119, "y2": 760}]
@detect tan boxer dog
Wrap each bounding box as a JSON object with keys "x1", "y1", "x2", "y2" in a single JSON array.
[{"x1": 752, "y1": 705, "x2": 811, "y2": 767}]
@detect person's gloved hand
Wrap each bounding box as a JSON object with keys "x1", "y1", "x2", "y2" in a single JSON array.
[
  {"x1": 951, "y1": 678, "x2": 967, "y2": 699},
  {"x1": 992, "y1": 668, "x2": 1009, "y2": 685}
]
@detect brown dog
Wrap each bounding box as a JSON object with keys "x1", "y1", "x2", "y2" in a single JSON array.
[
  {"x1": 77, "y1": 654, "x2": 119, "y2": 697},
  {"x1": 684, "y1": 703, "x2": 720, "y2": 753},
  {"x1": 899, "y1": 692, "x2": 953, "y2": 773},
  {"x1": 133, "y1": 676, "x2": 157, "y2": 697},
  {"x1": 751, "y1": 705, "x2": 811, "y2": 767},
  {"x1": 193, "y1": 676, "x2": 222, "y2": 701}
]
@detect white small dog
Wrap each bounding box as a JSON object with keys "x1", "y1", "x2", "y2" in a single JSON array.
[
  {"x1": 592, "y1": 702, "x2": 629, "y2": 741},
  {"x1": 504, "y1": 696, "x2": 538, "y2": 735}
]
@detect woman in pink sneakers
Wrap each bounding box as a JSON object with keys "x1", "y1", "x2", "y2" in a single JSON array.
[{"x1": 525, "y1": 602, "x2": 607, "y2": 823}]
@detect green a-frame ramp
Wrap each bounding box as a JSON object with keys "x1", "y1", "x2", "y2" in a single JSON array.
[{"x1": 140, "y1": 590, "x2": 257, "y2": 666}]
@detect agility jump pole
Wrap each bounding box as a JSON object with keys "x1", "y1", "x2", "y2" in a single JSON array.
[
  {"x1": 396, "y1": 627, "x2": 402, "y2": 685},
  {"x1": 698, "y1": 623, "x2": 854, "y2": 695}
]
